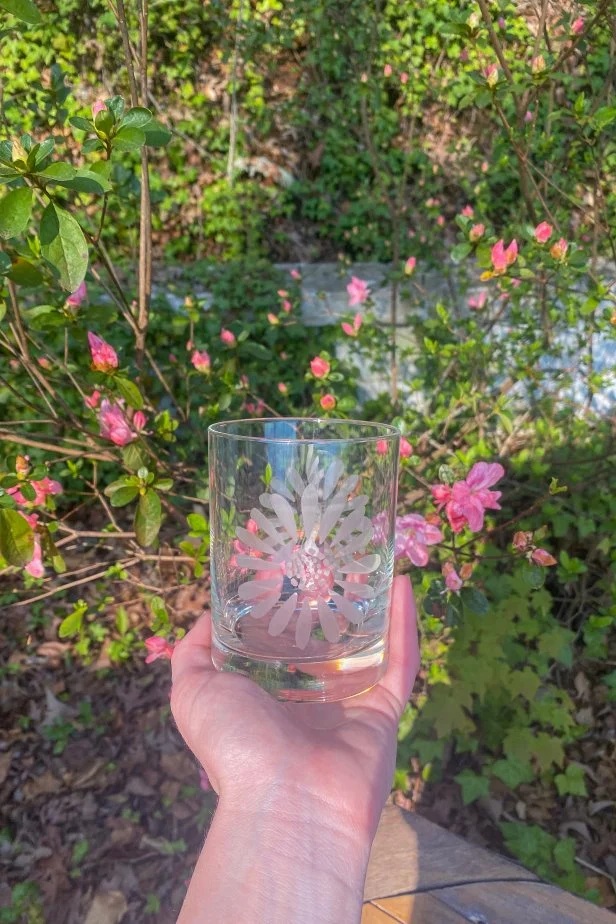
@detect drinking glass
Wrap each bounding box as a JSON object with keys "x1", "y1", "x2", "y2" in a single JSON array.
[{"x1": 208, "y1": 418, "x2": 400, "y2": 701}]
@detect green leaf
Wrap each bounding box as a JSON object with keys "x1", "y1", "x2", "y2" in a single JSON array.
[
  {"x1": 593, "y1": 106, "x2": 616, "y2": 131},
  {"x1": 122, "y1": 442, "x2": 148, "y2": 472},
  {"x1": 450, "y1": 242, "x2": 471, "y2": 264},
  {"x1": 153, "y1": 478, "x2": 173, "y2": 492},
  {"x1": 506, "y1": 668, "x2": 540, "y2": 701},
  {"x1": 115, "y1": 606, "x2": 129, "y2": 635},
  {"x1": 37, "y1": 162, "x2": 76, "y2": 181},
  {"x1": 58, "y1": 607, "x2": 85, "y2": 638},
  {"x1": 8, "y1": 258, "x2": 43, "y2": 286},
  {"x1": 455, "y1": 769, "x2": 490, "y2": 805},
  {"x1": 70, "y1": 116, "x2": 94, "y2": 132},
  {"x1": 19, "y1": 481, "x2": 36, "y2": 502},
  {"x1": 0, "y1": 508, "x2": 34, "y2": 567},
  {"x1": 491, "y1": 756, "x2": 534, "y2": 789},
  {"x1": 52, "y1": 169, "x2": 112, "y2": 194},
  {"x1": 114, "y1": 376, "x2": 144, "y2": 410},
  {"x1": 34, "y1": 138, "x2": 54, "y2": 165},
  {"x1": 0, "y1": 0, "x2": 41, "y2": 24},
  {"x1": 39, "y1": 203, "x2": 88, "y2": 292},
  {"x1": 109, "y1": 486, "x2": 139, "y2": 508},
  {"x1": 460, "y1": 586, "x2": 490, "y2": 616},
  {"x1": 121, "y1": 107, "x2": 153, "y2": 129},
  {"x1": 112, "y1": 126, "x2": 146, "y2": 151},
  {"x1": 0, "y1": 187, "x2": 32, "y2": 240},
  {"x1": 143, "y1": 120, "x2": 172, "y2": 147},
  {"x1": 554, "y1": 763, "x2": 587, "y2": 798},
  {"x1": 538, "y1": 626, "x2": 574, "y2": 667},
  {"x1": 134, "y1": 489, "x2": 162, "y2": 547},
  {"x1": 81, "y1": 138, "x2": 105, "y2": 154},
  {"x1": 520, "y1": 564, "x2": 545, "y2": 589}
]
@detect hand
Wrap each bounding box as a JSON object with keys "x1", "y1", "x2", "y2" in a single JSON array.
[{"x1": 170, "y1": 574, "x2": 419, "y2": 923}]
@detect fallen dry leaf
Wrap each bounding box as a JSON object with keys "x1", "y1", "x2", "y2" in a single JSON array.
[
  {"x1": 0, "y1": 752, "x2": 11, "y2": 786},
  {"x1": 22, "y1": 770, "x2": 62, "y2": 800},
  {"x1": 84, "y1": 891, "x2": 128, "y2": 924}
]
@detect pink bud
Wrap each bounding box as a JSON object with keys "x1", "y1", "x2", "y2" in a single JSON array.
[
  {"x1": 133, "y1": 411, "x2": 147, "y2": 431},
  {"x1": 88, "y1": 331, "x2": 118, "y2": 373},
  {"x1": 267, "y1": 313, "x2": 280, "y2": 325},
  {"x1": 400, "y1": 72, "x2": 409, "y2": 85},
  {"x1": 550, "y1": 238, "x2": 568, "y2": 261},
  {"x1": 66, "y1": 281, "x2": 87, "y2": 308},
  {"x1": 376, "y1": 439, "x2": 388, "y2": 455},
  {"x1": 84, "y1": 389, "x2": 101, "y2": 409},
  {"x1": 469, "y1": 223, "x2": 485, "y2": 242},
  {"x1": 290, "y1": 269, "x2": 301, "y2": 280},
  {"x1": 383, "y1": 64, "x2": 393, "y2": 77},
  {"x1": 571, "y1": 16, "x2": 584, "y2": 35},
  {"x1": 405, "y1": 256, "x2": 416, "y2": 275},
  {"x1": 531, "y1": 548, "x2": 557, "y2": 566},
  {"x1": 524, "y1": 109, "x2": 534, "y2": 122},
  {"x1": 282, "y1": 299, "x2": 292, "y2": 313},
  {"x1": 92, "y1": 100, "x2": 106, "y2": 117},
  {"x1": 436, "y1": 215, "x2": 445, "y2": 228},
  {"x1": 320, "y1": 394, "x2": 336, "y2": 411},
  {"x1": 310, "y1": 357, "x2": 330, "y2": 378},
  {"x1": 220, "y1": 328, "x2": 236, "y2": 346},
  {"x1": 399, "y1": 437, "x2": 412, "y2": 458},
  {"x1": 277, "y1": 382, "x2": 288, "y2": 394},
  {"x1": 461, "y1": 205, "x2": 474, "y2": 218},
  {"x1": 191, "y1": 349, "x2": 211, "y2": 373},
  {"x1": 277, "y1": 289, "x2": 288, "y2": 298},
  {"x1": 534, "y1": 221, "x2": 553, "y2": 244}
]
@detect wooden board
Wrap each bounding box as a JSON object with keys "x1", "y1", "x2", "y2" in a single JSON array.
[{"x1": 362, "y1": 806, "x2": 615, "y2": 923}]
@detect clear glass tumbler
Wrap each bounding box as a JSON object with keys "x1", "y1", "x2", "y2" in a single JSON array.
[{"x1": 208, "y1": 418, "x2": 400, "y2": 701}]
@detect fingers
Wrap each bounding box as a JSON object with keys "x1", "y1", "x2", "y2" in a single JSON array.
[
  {"x1": 378, "y1": 574, "x2": 420, "y2": 715},
  {"x1": 171, "y1": 611, "x2": 214, "y2": 688}
]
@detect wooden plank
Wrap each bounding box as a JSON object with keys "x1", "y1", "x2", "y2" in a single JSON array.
[
  {"x1": 434, "y1": 880, "x2": 616, "y2": 924},
  {"x1": 364, "y1": 805, "x2": 537, "y2": 901},
  {"x1": 369, "y1": 894, "x2": 466, "y2": 922}
]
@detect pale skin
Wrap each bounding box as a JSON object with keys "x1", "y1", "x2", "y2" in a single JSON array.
[{"x1": 171, "y1": 574, "x2": 419, "y2": 924}]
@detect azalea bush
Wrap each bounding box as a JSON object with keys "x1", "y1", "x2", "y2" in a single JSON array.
[{"x1": 1, "y1": 0, "x2": 615, "y2": 905}]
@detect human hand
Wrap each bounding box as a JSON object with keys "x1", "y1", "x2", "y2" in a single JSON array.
[{"x1": 170, "y1": 574, "x2": 419, "y2": 923}]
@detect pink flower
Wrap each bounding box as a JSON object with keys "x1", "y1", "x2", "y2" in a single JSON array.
[
  {"x1": 531, "y1": 548, "x2": 557, "y2": 566},
  {"x1": 360, "y1": 72, "x2": 368, "y2": 83},
  {"x1": 191, "y1": 349, "x2": 211, "y2": 373},
  {"x1": 462, "y1": 205, "x2": 474, "y2": 218},
  {"x1": 511, "y1": 277, "x2": 522, "y2": 288},
  {"x1": 15, "y1": 455, "x2": 30, "y2": 475},
  {"x1": 550, "y1": 238, "x2": 568, "y2": 261},
  {"x1": 481, "y1": 161, "x2": 489, "y2": 173},
  {"x1": 92, "y1": 100, "x2": 106, "y2": 117},
  {"x1": 320, "y1": 394, "x2": 336, "y2": 411},
  {"x1": 485, "y1": 64, "x2": 499, "y2": 87},
  {"x1": 469, "y1": 223, "x2": 485, "y2": 242},
  {"x1": 395, "y1": 514, "x2": 442, "y2": 567},
  {"x1": 88, "y1": 331, "x2": 118, "y2": 373},
  {"x1": 341, "y1": 313, "x2": 363, "y2": 337},
  {"x1": 405, "y1": 256, "x2": 416, "y2": 275},
  {"x1": 144, "y1": 636, "x2": 174, "y2": 664},
  {"x1": 571, "y1": 16, "x2": 584, "y2": 35},
  {"x1": 66, "y1": 281, "x2": 87, "y2": 308},
  {"x1": 384, "y1": 64, "x2": 393, "y2": 77},
  {"x1": 376, "y1": 439, "x2": 388, "y2": 455},
  {"x1": 436, "y1": 215, "x2": 445, "y2": 227},
  {"x1": 431, "y1": 461, "x2": 505, "y2": 533},
  {"x1": 442, "y1": 562, "x2": 463, "y2": 592},
  {"x1": 310, "y1": 357, "x2": 330, "y2": 378},
  {"x1": 400, "y1": 72, "x2": 409, "y2": 84},
  {"x1": 38, "y1": 357, "x2": 52, "y2": 370},
  {"x1": 531, "y1": 55, "x2": 546, "y2": 75},
  {"x1": 84, "y1": 390, "x2": 101, "y2": 409},
  {"x1": 498, "y1": 17, "x2": 506, "y2": 29},
  {"x1": 277, "y1": 382, "x2": 288, "y2": 394},
  {"x1": 282, "y1": 299, "x2": 292, "y2": 313},
  {"x1": 277, "y1": 289, "x2": 288, "y2": 298},
  {"x1": 468, "y1": 291, "x2": 487, "y2": 310},
  {"x1": 21, "y1": 512, "x2": 44, "y2": 578},
  {"x1": 198, "y1": 767, "x2": 211, "y2": 792},
  {"x1": 346, "y1": 276, "x2": 370, "y2": 306},
  {"x1": 133, "y1": 410, "x2": 147, "y2": 431},
  {"x1": 524, "y1": 109, "x2": 534, "y2": 123},
  {"x1": 399, "y1": 437, "x2": 412, "y2": 458},
  {"x1": 290, "y1": 269, "x2": 301, "y2": 280},
  {"x1": 513, "y1": 530, "x2": 532, "y2": 552},
  {"x1": 491, "y1": 239, "x2": 518, "y2": 274},
  {"x1": 99, "y1": 399, "x2": 135, "y2": 446},
  {"x1": 220, "y1": 328, "x2": 236, "y2": 346},
  {"x1": 9, "y1": 476, "x2": 62, "y2": 508},
  {"x1": 534, "y1": 221, "x2": 553, "y2": 244},
  {"x1": 460, "y1": 48, "x2": 469, "y2": 62},
  {"x1": 267, "y1": 312, "x2": 280, "y2": 325}
]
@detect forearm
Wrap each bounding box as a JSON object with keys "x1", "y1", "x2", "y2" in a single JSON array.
[{"x1": 177, "y1": 793, "x2": 372, "y2": 924}]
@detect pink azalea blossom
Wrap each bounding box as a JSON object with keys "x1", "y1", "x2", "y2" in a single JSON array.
[
  {"x1": 524, "y1": 109, "x2": 534, "y2": 123},
  {"x1": 320, "y1": 394, "x2": 336, "y2": 411},
  {"x1": 485, "y1": 64, "x2": 499, "y2": 87},
  {"x1": 277, "y1": 289, "x2": 288, "y2": 298},
  {"x1": 346, "y1": 276, "x2": 370, "y2": 307},
  {"x1": 220, "y1": 328, "x2": 236, "y2": 346},
  {"x1": 84, "y1": 390, "x2": 101, "y2": 409},
  {"x1": 431, "y1": 462, "x2": 505, "y2": 533},
  {"x1": 277, "y1": 382, "x2": 288, "y2": 394},
  {"x1": 531, "y1": 548, "x2": 557, "y2": 566},
  {"x1": 282, "y1": 299, "x2": 292, "y2": 313},
  {"x1": 133, "y1": 410, "x2": 147, "y2": 431},
  {"x1": 310, "y1": 356, "x2": 330, "y2": 378},
  {"x1": 405, "y1": 256, "x2": 416, "y2": 275},
  {"x1": 550, "y1": 238, "x2": 568, "y2": 261},
  {"x1": 383, "y1": 64, "x2": 393, "y2": 77},
  {"x1": 531, "y1": 55, "x2": 546, "y2": 75},
  {"x1": 442, "y1": 562, "x2": 463, "y2": 592},
  {"x1": 399, "y1": 437, "x2": 412, "y2": 458},
  {"x1": 8, "y1": 476, "x2": 62, "y2": 507},
  {"x1": 462, "y1": 205, "x2": 474, "y2": 218},
  {"x1": 92, "y1": 100, "x2": 106, "y2": 117},
  {"x1": 534, "y1": 221, "x2": 553, "y2": 244},
  {"x1": 376, "y1": 439, "x2": 388, "y2": 455},
  {"x1": 191, "y1": 349, "x2": 211, "y2": 373},
  {"x1": 290, "y1": 269, "x2": 301, "y2": 280},
  {"x1": 144, "y1": 636, "x2": 175, "y2": 664},
  {"x1": 498, "y1": 17, "x2": 506, "y2": 29},
  {"x1": 481, "y1": 161, "x2": 489, "y2": 173},
  {"x1": 513, "y1": 530, "x2": 532, "y2": 552},
  {"x1": 571, "y1": 16, "x2": 584, "y2": 35},
  {"x1": 99, "y1": 399, "x2": 135, "y2": 446},
  {"x1": 469, "y1": 223, "x2": 485, "y2": 242},
  {"x1": 38, "y1": 357, "x2": 51, "y2": 370},
  {"x1": 88, "y1": 331, "x2": 118, "y2": 373},
  {"x1": 400, "y1": 72, "x2": 409, "y2": 85},
  {"x1": 395, "y1": 514, "x2": 442, "y2": 567},
  {"x1": 436, "y1": 215, "x2": 445, "y2": 227},
  {"x1": 21, "y1": 512, "x2": 44, "y2": 578},
  {"x1": 66, "y1": 281, "x2": 87, "y2": 308},
  {"x1": 341, "y1": 313, "x2": 363, "y2": 337},
  {"x1": 468, "y1": 291, "x2": 487, "y2": 310},
  {"x1": 491, "y1": 239, "x2": 518, "y2": 274},
  {"x1": 267, "y1": 312, "x2": 280, "y2": 325}
]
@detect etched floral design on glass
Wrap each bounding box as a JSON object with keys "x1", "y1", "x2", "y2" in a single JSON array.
[{"x1": 235, "y1": 449, "x2": 380, "y2": 650}]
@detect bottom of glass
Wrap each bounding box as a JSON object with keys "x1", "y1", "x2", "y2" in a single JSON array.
[{"x1": 211, "y1": 634, "x2": 387, "y2": 702}]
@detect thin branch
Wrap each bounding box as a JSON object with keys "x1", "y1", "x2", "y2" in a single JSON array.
[{"x1": 0, "y1": 430, "x2": 115, "y2": 462}]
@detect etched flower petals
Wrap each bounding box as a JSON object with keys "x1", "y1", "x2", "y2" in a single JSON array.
[
  {"x1": 250, "y1": 594, "x2": 281, "y2": 621},
  {"x1": 317, "y1": 598, "x2": 341, "y2": 643},
  {"x1": 269, "y1": 494, "x2": 298, "y2": 540},
  {"x1": 268, "y1": 593, "x2": 298, "y2": 636},
  {"x1": 235, "y1": 556, "x2": 281, "y2": 571},
  {"x1": 238, "y1": 577, "x2": 281, "y2": 600},
  {"x1": 296, "y1": 598, "x2": 313, "y2": 649},
  {"x1": 336, "y1": 580, "x2": 376, "y2": 599},
  {"x1": 323, "y1": 457, "x2": 344, "y2": 499},
  {"x1": 250, "y1": 508, "x2": 285, "y2": 542},
  {"x1": 330, "y1": 591, "x2": 364, "y2": 625},
  {"x1": 301, "y1": 482, "x2": 319, "y2": 539},
  {"x1": 236, "y1": 527, "x2": 275, "y2": 555},
  {"x1": 339, "y1": 554, "x2": 381, "y2": 573}
]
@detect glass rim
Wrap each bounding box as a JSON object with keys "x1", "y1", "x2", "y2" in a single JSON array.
[{"x1": 208, "y1": 417, "x2": 401, "y2": 445}]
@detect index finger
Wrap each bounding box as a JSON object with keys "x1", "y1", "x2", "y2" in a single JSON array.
[{"x1": 171, "y1": 611, "x2": 214, "y2": 687}]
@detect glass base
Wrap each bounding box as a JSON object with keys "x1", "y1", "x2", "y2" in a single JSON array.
[{"x1": 211, "y1": 634, "x2": 387, "y2": 702}]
